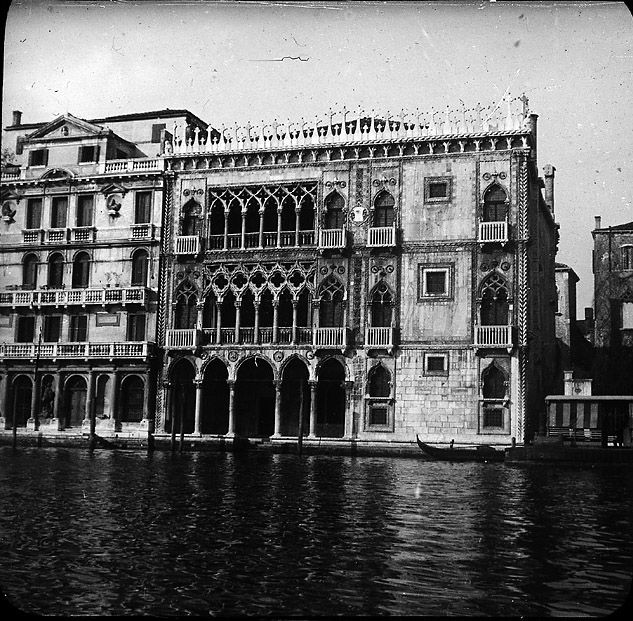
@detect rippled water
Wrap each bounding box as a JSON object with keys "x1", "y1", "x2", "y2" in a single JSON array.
[{"x1": 1, "y1": 447, "x2": 632, "y2": 616}]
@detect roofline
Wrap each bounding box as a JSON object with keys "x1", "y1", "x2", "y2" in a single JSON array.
[
  {"x1": 5, "y1": 109, "x2": 209, "y2": 132},
  {"x1": 546, "y1": 395, "x2": 633, "y2": 401}
]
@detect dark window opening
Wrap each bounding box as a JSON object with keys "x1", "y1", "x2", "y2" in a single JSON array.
[
  {"x1": 22, "y1": 254, "x2": 38, "y2": 290},
  {"x1": 483, "y1": 408, "x2": 504, "y2": 428},
  {"x1": 69, "y1": 315, "x2": 88, "y2": 342},
  {"x1": 51, "y1": 197, "x2": 68, "y2": 228},
  {"x1": 16, "y1": 316, "x2": 35, "y2": 342},
  {"x1": 369, "y1": 406, "x2": 388, "y2": 426},
  {"x1": 29, "y1": 149, "x2": 48, "y2": 167},
  {"x1": 151, "y1": 123, "x2": 166, "y2": 143},
  {"x1": 131, "y1": 250, "x2": 149, "y2": 287},
  {"x1": 76, "y1": 195, "x2": 94, "y2": 227},
  {"x1": 72, "y1": 252, "x2": 90, "y2": 289},
  {"x1": 127, "y1": 313, "x2": 146, "y2": 341},
  {"x1": 324, "y1": 192, "x2": 345, "y2": 229},
  {"x1": 48, "y1": 254, "x2": 64, "y2": 288},
  {"x1": 427, "y1": 356, "x2": 446, "y2": 372},
  {"x1": 373, "y1": 191, "x2": 395, "y2": 227},
  {"x1": 135, "y1": 192, "x2": 152, "y2": 224},
  {"x1": 43, "y1": 316, "x2": 61, "y2": 342},
  {"x1": 368, "y1": 365, "x2": 391, "y2": 398},
  {"x1": 428, "y1": 182, "x2": 448, "y2": 199},
  {"x1": 482, "y1": 366, "x2": 506, "y2": 400},
  {"x1": 425, "y1": 270, "x2": 447, "y2": 295},
  {"x1": 26, "y1": 199, "x2": 42, "y2": 229},
  {"x1": 78, "y1": 145, "x2": 99, "y2": 163}
]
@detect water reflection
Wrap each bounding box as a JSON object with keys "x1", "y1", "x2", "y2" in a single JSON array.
[{"x1": 1, "y1": 448, "x2": 631, "y2": 616}]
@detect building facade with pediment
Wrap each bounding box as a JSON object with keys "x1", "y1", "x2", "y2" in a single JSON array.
[{"x1": 1, "y1": 99, "x2": 559, "y2": 448}]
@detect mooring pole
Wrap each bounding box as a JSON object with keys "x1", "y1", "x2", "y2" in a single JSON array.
[
  {"x1": 170, "y1": 384, "x2": 177, "y2": 452},
  {"x1": 178, "y1": 384, "x2": 185, "y2": 453},
  {"x1": 33, "y1": 327, "x2": 42, "y2": 434},
  {"x1": 297, "y1": 381, "x2": 305, "y2": 456}
]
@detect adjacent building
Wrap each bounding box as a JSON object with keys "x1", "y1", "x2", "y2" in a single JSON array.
[
  {"x1": 1, "y1": 98, "x2": 560, "y2": 447},
  {"x1": 592, "y1": 217, "x2": 633, "y2": 395}
]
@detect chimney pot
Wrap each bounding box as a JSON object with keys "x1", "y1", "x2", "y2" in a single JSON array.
[
  {"x1": 12, "y1": 110, "x2": 22, "y2": 126},
  {"x1": 595, "y1": 215, "x2": 602, "y2": 230}
]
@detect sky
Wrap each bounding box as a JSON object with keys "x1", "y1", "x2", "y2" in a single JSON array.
[{"x1": 2, "y1": 0, "x2": 633, "y2": 313}]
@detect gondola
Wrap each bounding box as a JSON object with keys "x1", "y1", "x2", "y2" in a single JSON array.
[{"x1": 416, "y1": 435, "x2": 505, "y2": 462}]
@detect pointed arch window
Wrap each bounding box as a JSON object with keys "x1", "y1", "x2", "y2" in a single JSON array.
[
  {"x1": 324, "y1": 192, "x2": 345, "y2": 229},
  {"x1": 373, "y1": 191, "x2": 395, "y2": 227},
  {"x1": 182, "y1": 199, "x2": 201, "y2": 236},
  {"x1": 48, "y1": 253, "x2": 64, "y2": 289},
  {"x1": 131, "y1": 249, "x2": 149, "y2": 287},
  {"x1": 319, "y1": 275, "x2": 345, "y2": 327},
  {"x1": 366, "y1": 364, "x2": 393, "y2": 430},
  {"x1": 368, "y1": 365, "x2": 391, "y2": 398},
  {"x1": 481, "y1": 363, "x2": 508, "y2": 431},
  {"x1": 174, "y1": 283, "x2": 198, "y2": 329},
  {"x1": 370, "y1": 281, "x2": 393, "y2": 327},
  {"x1": 483, "y1": 184, "x2": 508, "y2": 222},
  {"x1": 72, "y1": 252, "x2": 90, "y2": 289},
  {"x1": 480, "y1": 273, "x2": 509, "y2": 325},
  {"x1": 22, "y1": 254, "x2": 39, "y2": 290},
  {"x1": 299, "y1": 194, "x2": 315, "y2": 230}
]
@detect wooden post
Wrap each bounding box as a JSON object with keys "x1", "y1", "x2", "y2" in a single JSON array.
[
  {"x1": 297, "y1": 378, "x2": 305, "y2": 456},
  {"x1": 178, "y1": 383, "x2": 185, "y2": 453},
  {"x1": 170, "y1": 383, "x2": 177, "y2": 452}
]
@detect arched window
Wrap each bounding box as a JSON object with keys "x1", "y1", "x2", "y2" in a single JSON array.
[
  {"x1": 48, "y1": 253, "x2": 64, "y2": 289},
  {"x1": 120, "y1": 376, "x2": 144, "y2": 423},
  {"x1": 227, "y1": 198, "x2": 242, "y2": 235},
  {"x1": 71, "y1": 252, "x2": 90, "y2": 288},
  {"x1": 324, "y1": 192, "x2": 345, "y2": 229},
  {"x1": 240, "y1": 289, "x2": 256, "y2": 327},
  {"x1": 221, "y1": 289, "x2": 237, "y2": 328},
  {"x1": 299, "y1": 194, "x2": 315, "y2": 230},
  {"x1": 482, "y1": 364, "x2": 506, "y2": 400},
  {"x1": 368, "y1": 365, "x2": 391, "y2": 398},
  {"x1": 319, "y1": 275, "x2": 345, "y2": 327},
  {"x1": 209, "y1": 198, "x2": 225, "y2": 236},
  {"x1": 131, "y1": 249, "x2": 149, "y2": 287},
  {"x1": 262, "y1": 196, "x2": 277, "y2": 233},
  {"x1": 245, "y1": 198, "x2": 259, "y2": 234},
  {"x1": 202, "y1": 292, "x2": 217, "y2": 329},
  {"x1": 370, "y1": 281, "x2": 393, "y2": 327},
  {"x1": 296, "y1": 288, "x2": 311, "y2": 327},
  {"x1": 483, "y1": 184, "x2": 508, "y2": 222},
  {"x1": 278, "y1": 289, "x2": 293, "y2": 327},
  {"x1": 480, "y1": 273, "x2": 509, "y2": 325},
  {"x1": 174, "y1": 283, "x2": 197, "y2": 329},
  {"x1": 182, "y1": 199, "x2": 201, "y2": 236},
  {"x1": 373, "y1": 190, "x2": 395, "y2": 227},
  {"x1": 22, "y1": 254, "x2": 38, "y2": 290},
  {"x1": 259, "y1": 289, "x2": 274, "y2": 328},
  {"x1": 280, "y1": 196, "x2": 295, "y2": 231}
]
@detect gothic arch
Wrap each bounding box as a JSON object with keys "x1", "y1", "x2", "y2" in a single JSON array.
[
  {"x1": 279, "y1": 353, "x2": 314, "y2": 381},
  {"x1": 372, "y1": 189, "x2": 395, "y2": 227},
  {"x1": 323, "y1": 190, "x2": 346, "y2": 229},
  {"x1": 234, "y1": 353, "x2": 278, "y2": 382},
  {"x1": 481, "y1": 182, "x2": 509, "y2": 222}
]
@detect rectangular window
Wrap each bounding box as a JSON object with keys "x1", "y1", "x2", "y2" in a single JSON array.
[
  {"x1": 16, "y1": 316, "x2": 35, "y2": 342},
  {"x1": 69, "y1": 315, "x2": 88, "y2": 342},
  {"x1": 623, "y1": 302, "x2": 633, "y2": 330},
  {"x1": 26, "y1": 198, "x2": 42, "y2": 229},
  {"x1": 29, "y1": 149, "x2": 48, "y2": 167},
  {"x1": 483, "y1": 408, "x2": 504, "y2": 429},
  {"x1": 425, "y1": 353, "x2": 448, "y2": 375},
  {"x1": 43, "y1": 316, "x2": 61, "y2": 342},
  {"x1": 76, "y1": 195, "x2": 94, "y2": 227},
  {"x1": 424, "y1": 176, "x2": 452, "y2": 202},
  {"x1": 127, "y1": 313, "x2": 146, "y2": 341},
  {"x1": 151, "y1": 123, "x2": 166, "y2": 143},
  {"x1": 78, "y1": 145, "x2": 99, "y2": 163},
  {"x1": 418, "y1": 265, "x2": 452, "y2": 299},
  {"x1": 134, "y1": 191, "x2": 152, "y2": 224},
  {"x1": 51, "y1": 196, "x2": 68, "y2": 228},
  {"x1": 622, "y1": 246, "x2": 633, "y2": 271},
  {"x1": 369, "y1": 406, "x2": 388, "y2": 426}
]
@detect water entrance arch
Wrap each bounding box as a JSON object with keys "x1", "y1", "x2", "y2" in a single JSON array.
[
  {"x1": 280, "y1": 358, "x2": 310, "y2": 436},
  {"x1": 64, "y1": 375, "x2": 87, "y2": 427},
  {"x1": 202, "y1": 359, "x2": 229, "y2": 434},
  {"x1": 235, "y1": 357, "x2": 275, "y2": 437},
  {"x1": 316, "y1": 358, "x2": 346, "y2": 437},
  {"x1": 169, "y1": 359, "x2": 196, "y2": 434}
]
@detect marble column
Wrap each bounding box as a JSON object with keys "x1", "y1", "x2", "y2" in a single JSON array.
[
  {"x1": 234, "y1": 301, "x2": 241, "y2": 343},
  {"x1": 193, "y1": 378, "x2": 203, "y2": 435},
  {"x1": 272, "y1": 380, "x2": 282, "y2": 437},
  {"x1": 258, "y1": 208, "x2": 264, "y2": 248},
  {"x1": 240, "y1": 210, "x2": 246, "y2": 249},
  {"x1": 226, "y1": 380, "x2": 236, "y2": 437},
  {"x1": 272, "y1": 301, "x2": 279, "y2": 344},
  {"x1": 308, "y1": 380, "x2": 317, "y2": 438},
  {"x1": 223, "y1": 211, "x2": 229, "y2": 250},
  {"x1": 27, "y1": 374, "x2": 41, "y2": 431},
  {"x1": 276, "y1": 209, "x2": 282, "y2": 248},
  {"x1": 215, "y1": 302, "x2": 222, "y2": 344},
  {"x1": 0, "y1": 375, "x2": 8, "y2": 429},
  {"x1": 254, "y1": 302, "x2": 260, "y2": 344}
]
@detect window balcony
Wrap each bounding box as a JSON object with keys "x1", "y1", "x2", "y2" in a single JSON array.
[
  {"x1": 165, "y1": 328, "x2": 199, "y2": 349},
  {"x1": 478, "y1": 221, "x2": 508, "y2": 244},
  {"x1": 474, "y1": 325, "x2": 514, "y2": 349},
  {"x1": 71, "y1": 226, "x2": 96, "y2": 242},
  {"x1": 0, "y1": 341, "x2": 154, "y2": 360},
  {"x1": 22, "y1": 229, "x2": 44, "y2": 244},
  {"x1": 175, "y1": 235, "x2": 200, "y2": 255},
  {"x1": 365, "y1": 327, "x2": 395, "y2": 351},
  {"x1": 319, "y1": 229, "x2": 346, "y2": 250},
  {"x1": 0, "y1": 287, "x2": 150, "y2": 308},
  {"x1": 130, "y1": 224, "x2": 155, "y2": 240},
  {"x1": 367, "y1": 226, "x2": 396, "y2": 248},
  {"x1": 46, "y1": 228, "x2": 69, "y2": 243},
  {"x1": 313, "y1": 327, "x2": 348, "y2": 349}
]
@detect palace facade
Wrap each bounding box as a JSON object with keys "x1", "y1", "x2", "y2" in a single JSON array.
[{"x1": 1, "y1": 98, "x2": 559, "y2": 447}]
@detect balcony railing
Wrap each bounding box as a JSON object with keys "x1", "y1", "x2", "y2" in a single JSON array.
[
  {"x1": 313, "y1": 327, "x2": 348, "y2": 348},
  {"x1": 206, "y1": 230, "x2": 316, "y2": 251},
  {"x1": 102, "y1": 158, "x2": 164, "y2": 174},
  {"x1": 130, "y1": 224, "x2": 155, "y2": 240},
  {"x1": 0, "y1": 287, "x2": 150, "y2": 308},
  {"x1": 474, "y1": 325, "x2": 514, "y2": 348},
  {"x1": 22, "y1": 229, "x2": 44, "y2": 244},
  {"x1": 365, "y1": 327, "x2": 395, "y2": 349},
  {"x1": 47, "y1": 228, "x2": 69, "y2": 243},
  {"x1": 478, "y1": 221, "x2": 508, "y2": 244},
  {"x1": 0, "y1": 341, "x2": 154, "y2": 360},
  {"x1": 175, "y1": 235, "x2": 200, "y2": 255},
  {"x1": 165, "y1": 329, "x2": 199, "y2": 349},
  {"x1": 71, "y1": 226, "x2": 96, "y2": 242},
  {"x1": 319, "y1": 229, "x2": 346, "y2": 249},
  {"x1": 367, "y1": 226, "x2": 396, "y2": 248}
]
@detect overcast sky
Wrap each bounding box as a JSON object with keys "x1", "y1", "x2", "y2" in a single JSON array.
[{"x1": 3, "y1": 0, "x2": 632, "y2": 312}]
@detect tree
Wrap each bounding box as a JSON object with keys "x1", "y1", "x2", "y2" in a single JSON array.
[{"x1": 1, "y1": 147, "x2": 16, "y2": 167}]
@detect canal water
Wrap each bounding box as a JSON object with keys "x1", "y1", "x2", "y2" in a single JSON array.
[{"x1": 1, "y1": 447, "x2": 632, "y2": 617}]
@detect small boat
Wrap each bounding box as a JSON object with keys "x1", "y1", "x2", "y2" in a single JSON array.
[{"x1": 416, "y1": 435, "x2": 505, "y2": 462}]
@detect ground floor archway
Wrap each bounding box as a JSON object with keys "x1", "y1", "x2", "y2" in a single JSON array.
[
  {"x1": 169, "y1": 359, "x2": 195, "y2": 434},
  {"x1": 316, "y1": 358, "x2": 346, "y2": 438},
  {"x1": 64, "y1": 375, "x2": 87, "y2": 427},
  {"x1": 202, "y1": 359, "x2": 229, "y2": 434},
  {"x1": 235, "y1": 357, "x2": 275, "y2": 437},
  {"x1": 280, "y1": 358, "x2": 310, "y2": 436},
  {"x1": 120, "y1": 375, "x2": 144, "y2": 423},
  {"x1": 11, "y1": 375, "x2": 32, "y2": 428}
]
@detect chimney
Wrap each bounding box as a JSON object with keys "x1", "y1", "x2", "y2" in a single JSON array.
[
  {"x1": 12, "y1": 110, "x2": 22, "y2": 126},
  {"x1": 543, "y1": 164, "x2": 555, "y2": 213},
  {"x1": 594, "y1": 215, "x2": 602, "y2": 230}
]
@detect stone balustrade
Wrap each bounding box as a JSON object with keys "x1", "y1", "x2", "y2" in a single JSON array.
[
  {"x1": 0, "y1": 341, "x2": 153, "y2": 359},
  {"x1": 474, "y1": 325, "x2": 514, "y2": 348},
  {"x1": 166, "y1": 97, "x2": 530, "y2": 156},
  {"x1": 0, "y1": 286, "x2": 150, "y2": 308}
]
